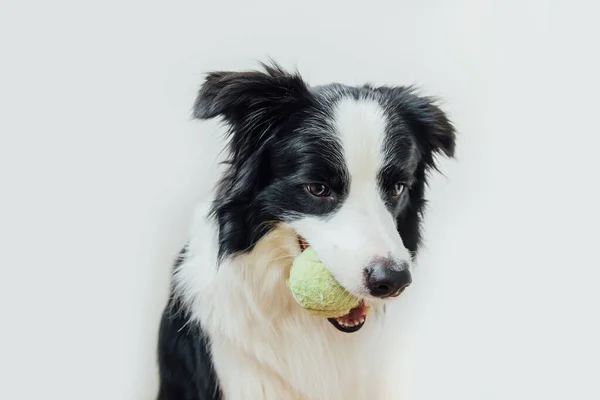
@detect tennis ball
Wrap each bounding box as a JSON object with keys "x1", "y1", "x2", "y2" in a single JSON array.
[{"x1": 286, "y1": 247, "x2": 360, "y2": 318}]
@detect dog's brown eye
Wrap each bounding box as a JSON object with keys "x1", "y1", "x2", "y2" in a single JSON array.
[
  {"x1": 392, "y1": 183, "x2": 406, "y2": 197},
  {"x1": 307, "y1": 183, "x2": 331, "y2": 197}
]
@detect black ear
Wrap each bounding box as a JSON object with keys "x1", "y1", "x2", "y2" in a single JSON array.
[
  {"x1": 375, "y1": 86, "x2": 456, "y2": 257},
  {"x1": 193, "y1": 63, "x2": 311, "y2": 160},
  {"x1": 195, "y1": 63, "x2": 312, "y2": 260},
  {"x1": 408, "y1": 96, "x2": 456, "y2": 159},
  {"x1": 193, "y1": 63, "x2": 309, "y2": 119},
  {"x1": 378, "y1": 86, "x2": 456, "y2": 161}
]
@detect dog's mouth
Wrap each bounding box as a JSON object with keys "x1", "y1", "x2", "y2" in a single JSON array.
[
  {"x1": 297, "y1": 235, "x2": 368, "y2": 333},
  {"x1": 298, "y1": 236, "x2": 309, "y2": 251},
  {"x1": 327, "y1": 300, "x2": 368, "y2": 333}
]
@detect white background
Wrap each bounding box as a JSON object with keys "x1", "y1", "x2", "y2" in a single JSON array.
[{"x1": 1, "y1": 1, "x2": 599, "y2": 399}]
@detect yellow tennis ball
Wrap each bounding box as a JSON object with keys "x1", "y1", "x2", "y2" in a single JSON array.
[{"x1": 286, "y1": 247, "x2": 360, "y2": 318}]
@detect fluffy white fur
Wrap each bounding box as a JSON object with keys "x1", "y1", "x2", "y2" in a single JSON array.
[
  {"x1": 173, "y1": 98, "x2": 412, "y2": 399},
  {"x1": 176, "y1": 212, "x2": 385, "y2": 399}
]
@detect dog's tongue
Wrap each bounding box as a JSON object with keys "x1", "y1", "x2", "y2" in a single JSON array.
[{"x1": 338, "y1": 300, "x2": 367, "y2": 321}]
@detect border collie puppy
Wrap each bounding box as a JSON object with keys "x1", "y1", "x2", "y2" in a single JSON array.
[{"x1": 157, "y1": 63, "x2": 455, "y2": 400}]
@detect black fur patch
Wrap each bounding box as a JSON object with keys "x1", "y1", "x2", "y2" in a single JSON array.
[
  {"x1": 194, "y1": 63, "x2": 349, "y2": 260},
  {"x1": 375, "y1": 86, "x2": 456, "y2": 255},
  {"x1": 157, "y1": 249, "x2": 221, "y2": 400},
  {"x1": 193, "y1": 64, "x2": 455, "y2": 260}
]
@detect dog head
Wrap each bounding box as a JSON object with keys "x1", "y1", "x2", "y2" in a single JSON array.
[{"x1": 194, "y1": 63, "x2": 455, "y2": 330}]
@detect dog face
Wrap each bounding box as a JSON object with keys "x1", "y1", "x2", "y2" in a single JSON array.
[{"x1": 194, "y1": 63, "x2": 455, "y2": 331}]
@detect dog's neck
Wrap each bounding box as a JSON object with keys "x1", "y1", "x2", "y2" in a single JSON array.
[{"x1": 172, "y1": 202, "x2": 387, "y2": 398}]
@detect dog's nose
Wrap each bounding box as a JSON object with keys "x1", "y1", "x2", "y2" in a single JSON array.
[{"x1": 365, "y1": 260, "x2": 412, "y2": 298}]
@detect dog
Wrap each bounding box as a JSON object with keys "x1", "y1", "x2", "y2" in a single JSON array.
[{"x1": 156, "y1": 62, "x2": 456, "y2": 400}]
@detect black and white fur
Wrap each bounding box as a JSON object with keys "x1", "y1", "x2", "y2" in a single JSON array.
[{"x1": 157, "y1": 63, "x2": 455, "y2": 400}]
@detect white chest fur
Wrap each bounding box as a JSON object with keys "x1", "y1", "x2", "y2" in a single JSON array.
[{"x1": 174, "y1": 206, "x2": 386, "y2": 400}]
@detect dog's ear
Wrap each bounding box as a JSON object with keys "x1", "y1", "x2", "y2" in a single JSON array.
[
  {"x1": 375, "y1": 86, "x2": 456, "y2": 257},
  {"x1": 195, "y1": 63, "x2": 312, "y2": 260},
  {"x1": 193, "y1": 63, "x2": 311, "y2": 160},
  {"x1": 378, "y1": 86, "x2": 456, "y2": 163},
  {"x1": 405, "y1": 94, "x2": 456, "y2": 161}
]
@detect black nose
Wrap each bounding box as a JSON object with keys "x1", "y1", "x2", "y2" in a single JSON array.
[{"x1": 365, "y1": 260, "x2": 412, "y2": 298}]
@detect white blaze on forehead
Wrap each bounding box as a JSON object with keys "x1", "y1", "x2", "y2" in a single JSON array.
[
  {"x1": 333, "y1": 98, "x2": 387, "y2": 191},
  {"x1": 330, "y1": 97, "x2": 407, "y2": 257},
  {"x1": 290, "y1": 98, "x2": 412, "y2": 296}
]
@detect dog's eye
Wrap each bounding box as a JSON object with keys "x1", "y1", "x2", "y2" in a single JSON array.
[
  {"x1": 392, "y1": 183, "x2": 406, "y2": 197},
  {"x1": 307, "y1": 183, "x2": 331, "y2": 198}
]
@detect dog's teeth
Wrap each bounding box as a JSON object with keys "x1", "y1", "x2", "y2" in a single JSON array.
[{"x1": 333, "y1": 317, "x2": 366, "y2": 330}]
